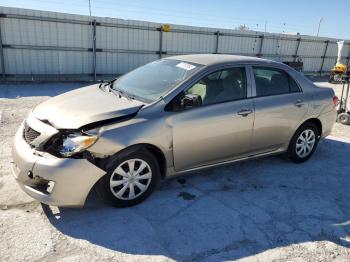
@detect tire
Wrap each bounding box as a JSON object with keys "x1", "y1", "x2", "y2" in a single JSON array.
[
  {"x1": 337, "y1": 113, "x2": 350, "y2": 125},
  {"x1": 287, "y1": 122, "x2": 319, "y2": 163},
  {"x1": 97, "y1": 149, "x2": 161, "y2": 207}
]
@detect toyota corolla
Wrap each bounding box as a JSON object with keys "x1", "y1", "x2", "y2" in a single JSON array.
[{"x1": 12, "y1": 54, "x2": 337, "y2": 207}]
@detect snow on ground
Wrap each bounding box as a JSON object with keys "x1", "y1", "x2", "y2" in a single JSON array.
[{"x1": 0, "y1": 80, "x2": 350, "y2": 261}]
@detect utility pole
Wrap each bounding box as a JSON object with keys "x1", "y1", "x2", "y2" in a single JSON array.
[
  {"x1": 264, "y1": 20, "x2": 267, "y2": 33},
  {"x1": 88, "y1": 0, "x2": 96, "y2": 81},
  {"x1": 282, "y1": 22, "x2": 286, "y2": 33},
  {"x1": 88, "y1": 0, "x2": 92, "y2": 17},
  {"x1": 317, "y1": 17, "x2": 323, "y2": 37}
]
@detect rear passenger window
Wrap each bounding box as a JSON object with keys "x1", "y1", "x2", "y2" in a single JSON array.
[{"x1": 253, "y1": 67, "x2": 300, "y2": 97}]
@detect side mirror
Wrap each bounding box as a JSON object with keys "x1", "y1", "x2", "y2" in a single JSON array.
[{"x1": 180, "y1": 94, "x2": 202, "y2": 109}]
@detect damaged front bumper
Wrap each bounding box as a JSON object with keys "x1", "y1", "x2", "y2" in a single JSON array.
[{"x1": 11, "y1": 122, "x2": 106, "y2": 207}]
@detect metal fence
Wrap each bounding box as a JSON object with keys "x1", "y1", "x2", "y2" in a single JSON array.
[{"x1": 0, "y1": 6, "x2": 349, "y2": 81}]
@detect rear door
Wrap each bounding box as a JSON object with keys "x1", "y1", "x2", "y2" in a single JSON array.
[{"x1": 250, "y1": 66, "x2": 308, "y2": 154}]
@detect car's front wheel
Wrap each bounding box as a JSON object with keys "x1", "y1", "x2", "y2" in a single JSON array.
[
  {"x1": 97, "y1": 149, "x2": 160, "y2": 207},
  {"x1": 288, "y1": 122, "x2": 319, "y2": 163}
]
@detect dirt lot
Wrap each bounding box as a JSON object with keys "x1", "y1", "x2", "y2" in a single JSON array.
[{"x1": 0, "y1": 80, "x2": 350, "y2": 261}]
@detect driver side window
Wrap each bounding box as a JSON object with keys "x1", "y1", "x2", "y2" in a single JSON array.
[{"x1": 186, "y1": 67, "x2": 247, "y2": 106}]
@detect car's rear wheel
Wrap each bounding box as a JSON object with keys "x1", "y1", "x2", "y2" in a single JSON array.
[
  {"x1": 97, "y1": 150, "x2": 160, "y2": 207},
  {"x1": 288, "y1": 122, "x2": 319, "y2": 163}
]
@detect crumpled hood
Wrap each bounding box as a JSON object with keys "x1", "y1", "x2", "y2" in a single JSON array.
[{"x1": 32, "y1": 84, "x2": 144, "y2": 129}]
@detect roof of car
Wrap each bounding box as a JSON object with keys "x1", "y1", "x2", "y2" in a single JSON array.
[{"x1": 167, "y1": 54, "x2": 281, "y2": 67}]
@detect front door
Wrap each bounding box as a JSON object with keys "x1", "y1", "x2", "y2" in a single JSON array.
[{"x1": 169, "y1": 66, "x2": 255, "y2": 171}]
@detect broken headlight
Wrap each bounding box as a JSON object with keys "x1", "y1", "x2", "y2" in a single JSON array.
[{"x1": 59, "y1": 133, "x2": 98, "y2": 157}]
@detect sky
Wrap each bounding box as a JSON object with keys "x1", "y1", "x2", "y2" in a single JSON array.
[{"x1": 0, "y1": 0, "x2": 349, "y2": 39}]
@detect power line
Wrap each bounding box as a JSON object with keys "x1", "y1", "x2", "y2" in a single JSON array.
[
  {"x1": 0, "y1": 0, "x2": 343, "y2": 38},
  {"x1": 12, "y1": 0, "x2": 317, "y2": 31}
]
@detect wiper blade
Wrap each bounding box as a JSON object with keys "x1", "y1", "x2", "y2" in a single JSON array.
[
  {"x1": 98, "y1": 78, "x2": 117, "y2": 92},
  {"x1": 110, "y1": 88, "x2": 123, "y2": 98},
  {"x1": 113, "y1": 88, "x2": 134, "y2": 100},
  {"x1": 99, "y1": 78, "x2": 134, "y2": 100}
]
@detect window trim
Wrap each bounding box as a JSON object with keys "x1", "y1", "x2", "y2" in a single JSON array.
[
  {"x1": 287, "y1": 74, "x2": 302, "y2": 93},
  {"x1": 250, "y1": 66, "x2": 302, "y2": 98}
]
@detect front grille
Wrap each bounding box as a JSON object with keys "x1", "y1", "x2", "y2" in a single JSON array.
[{"x1": 23, "y1": 121, "x2": 41, "y2": 144}]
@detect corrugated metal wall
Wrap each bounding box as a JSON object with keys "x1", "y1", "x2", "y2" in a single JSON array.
[{"x1": 0, "y1": 6, "x2": 349, "y2": 81}]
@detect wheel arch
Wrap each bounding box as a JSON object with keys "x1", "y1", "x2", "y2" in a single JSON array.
[
  {"x1": 287, "y1": 118, "x2": 321, "y2": 163},
  {"x1": 287, "y1": 117, "x2": 322, "y2": 149},
  {"x1": 301, "y1": 118, "x2": 322, "y2": 137},
  {"x1": 288, "y1": 118, "x2": 322, "y2": 150},
  {"x1": 101, "y1": 143, "x2": 167, "y2": 179}
]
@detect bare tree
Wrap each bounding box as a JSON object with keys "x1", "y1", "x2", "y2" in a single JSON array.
[{"x1": 236, "y1": 24, "x2": 250, "y2": 31}]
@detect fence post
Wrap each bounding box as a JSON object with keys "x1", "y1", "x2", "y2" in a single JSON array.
[
  {"x1": 92, "y1": 19, "x2": 97, "y2": 81},
  {"x1": 294, "y1": 38, "x2": 301, "y2": 62},
  {"x1": 257, "y1": 35, "x2": 264, "y2": 57},
  {"x1": 0, "y1": 17, "x2": 5, "y2": 78},
  {"x1": 347, "y1": 43, "x2": 350, "y2": 67},
  {"x1": 215, "y1": 30, "x2": 220, "y2": 54},
  {"x1": 159, "y1": 26, "x2": 163, "y2": 59},
  {"x1": 319, "y1": 40, "x2": 329, "y2": 75}
]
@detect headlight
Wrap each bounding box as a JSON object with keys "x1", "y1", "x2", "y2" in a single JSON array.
[{"x1": 59, "y1": 133, "x2": 98, "y2": 157}]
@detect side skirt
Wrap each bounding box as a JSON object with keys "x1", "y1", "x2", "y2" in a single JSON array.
[{"x1": 166, "y1": 147, "x2": 286, "y2": 178}]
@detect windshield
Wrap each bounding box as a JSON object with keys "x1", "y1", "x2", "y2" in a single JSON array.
[{"x1": 113, "y1": 59, "x2": 203, "y2": 102}]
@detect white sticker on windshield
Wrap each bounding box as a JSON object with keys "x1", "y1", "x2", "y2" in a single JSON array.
[{"x1": 176, "y1": 62, "x2": 196, "y2": 71}]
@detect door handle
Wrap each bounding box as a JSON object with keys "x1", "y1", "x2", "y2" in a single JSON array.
[
  {"x1": 237, "y1": 108, "x2": 253, "y2": 117},
  {"x1": 294, "y1": 99, "x2": 304, "y2": 107}
]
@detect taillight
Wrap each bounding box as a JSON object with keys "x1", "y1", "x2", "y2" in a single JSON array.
[{"x1": 333, "y1": 96, "x2": 340, "y2": 107}]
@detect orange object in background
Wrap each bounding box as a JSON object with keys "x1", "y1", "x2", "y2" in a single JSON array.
[
  {"x1": 329, "y1": 41, "x2": 348, "y2": 83},
  {"x1": 331, "y1": 62, "x2": 348, "y2": 74}
]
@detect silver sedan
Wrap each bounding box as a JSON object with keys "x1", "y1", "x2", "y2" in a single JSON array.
[{"x1": 12, "y1": 54, "x2": 337, "y2": 207}]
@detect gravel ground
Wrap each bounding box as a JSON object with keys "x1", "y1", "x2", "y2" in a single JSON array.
[{"x1": 0, "y1": 80, "x2": 350, "y2": 262}]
